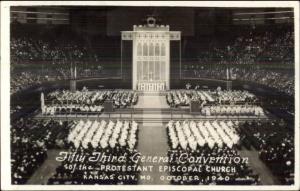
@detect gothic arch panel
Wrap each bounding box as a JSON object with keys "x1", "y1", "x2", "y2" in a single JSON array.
[
  {"x1": 143, "y1": 43, "x2": 148, "y2": 56},
  {"x1": 137, "y1": 43, "x2": 142, "y2": 56}
]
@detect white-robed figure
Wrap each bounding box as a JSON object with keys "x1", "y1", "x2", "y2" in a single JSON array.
[
  {"x1": 91, "y1": 120, "x2": 106, "y2": 148},
  {"x1": 66, "y1": 119, "x2": 138, "y2": 151},
  {"x1": 167, "y1": 121, "x2": 179, "y2": 149},
  {"x1": 167, "y1": 120, "x2": 241, "y2": 150},
  {"x1": 109, "y1": 121, "x2": 122, "y2": 148},
  {"x1": 42, "y1": 90, "x2": 136, "y2": 115},
  {"x1": 128, "y1": 121, "x2": 138, "y2": 150},
  {"x1": 82, "y1": 120, "x2": 99, "y2": 149},
  {"x1": 254, "y1": 106, "x2": 264, "y2": 116},
  {"x1": 100, "y1": 121, "x2": 115, "y2": 149},
  {"x1": 41, "y1": 92, "x2": 46, "y2": 114},
  {"x1": 119, "y1": 121, "x2": 129, "y2": 147},
  {"x1": 190, "y1": 121, "x2": 205, "y2": 147}
]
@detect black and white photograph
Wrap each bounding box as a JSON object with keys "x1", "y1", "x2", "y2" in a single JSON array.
[{"x1": 1, "y1": 1, "x2": 299, "y2": 190}]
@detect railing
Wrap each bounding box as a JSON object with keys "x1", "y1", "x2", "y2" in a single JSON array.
[
  {"x1": 137, "y1": 81, "x2": 165, "y2": 91},
  {"x1": 36, "y1": 107, "x2": 270, "y2": 122}
]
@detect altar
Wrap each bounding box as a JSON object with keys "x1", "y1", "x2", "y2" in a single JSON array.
[
  {"x1": 138, "y1": 81, "x2": 165, "y2": 91},
  {"x1": 121, "y1": 16, "x2": 181, "y2": 91}
]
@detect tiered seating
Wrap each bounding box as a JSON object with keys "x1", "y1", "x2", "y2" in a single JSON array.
[
  {"x1": 11, "y1": 118, "x2": 72, "y2": 184},
  {"x1": 43, "y1": 90, "x2": 138, "y2": 115},
  {"x1": 239, "y1": 121, "x2": 294, "y2": 184},
  {"x1": 201, "y1": 105, "x2": 264, "y2": 116},
  {"x1": 10, "y1": 36, "x2": 93, "y2": 94},
  {"x1": 48, "y1": 120, "x2": 140, "y2": 185},
  {"x1": 166, "y1": 120, "x2": 260, "y2": 185},
  {"x1": 66, "y1": 120, "x2": 138, "y2": 150},
  {"x1": 166, "y1": 90, "x2": 257, "y2": 107},
  {"x1": 184, "y1": 26, "x2": 294, "y2": 95},
  {"x1": 215, "y1": 90, "x2": 256, "y2": 104},
  {"x1": 166, "y1": 90, "x2": 215, "y2": 107},
  {"x1": 167, "y1": 120, "x2": 240, "y2": 150},
  {"x1": 194, "y1": 26, "x2": 294, "y2": 66}
]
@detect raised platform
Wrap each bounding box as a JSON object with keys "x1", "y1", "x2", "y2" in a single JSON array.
[
  {"x1": 35, "y1": 109, "x2": 270, "y2": 123},
  {"x1": 134, "y1": 93, "x2": 169, "y2": 109},
  {"x1": 35, "y1": 93, "x2": 271, "y2": 123}
]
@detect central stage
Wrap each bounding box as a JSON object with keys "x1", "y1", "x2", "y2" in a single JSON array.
[
  {"x1": 134, "y1": 92, "x2": 169, "y2": 109},
  {"x1": 35, "y1": 91, "x2": 270, "y2": 123}
]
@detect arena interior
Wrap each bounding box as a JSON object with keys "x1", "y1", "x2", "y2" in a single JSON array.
[{"x1": 10, "y1": 6, "x2": 295, "y2": 185}]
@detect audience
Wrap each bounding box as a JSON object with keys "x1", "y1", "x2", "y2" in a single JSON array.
[
  {"x1": 66, "y1": 119, "x2": 138, "y2": 151},
  {"x1": 184, "y1": 66, "x2": 294, "y2": 96},
  {"x1": 11, "y1": 37, "x2": 90, "y2": 63},
  {"x1": 10, "y1": 70, "x2": 69, "y2": 95},
  {"x1": 48, "y1": 119, "x2": 140, "y2": 185},
  {"x1": 43, "y1": 89, "x2": 138, "y2": 115},
  {"x1": 11, "y1": 26, "x2": 294, "y2": 96},
  {"x1": 11, "y1": 117, "x2": 140, "y2": 185},
  {"x1": 11, "y1": 118, "x2": 72, "y2": 184},
  {"x1": 239, "y1": 120, "x2": 294, "y2": 185},
  {"x1": 201, "y1": 105, "x2": 265, "y2": 116},
  {"x1": 10, "y1": 36, "x2": 102, "y2": 95},
  {"x1": 167, "y1": 90, "x2": 257, "y2": 108},
  {"x1": 196, "y1": 26, "x2": 294, "y2": 66},
  {"x1": 166, "y1": 120, "x2": 260, "y2": 185},
  {"x1": 184, "y1": 26, "x2": 294, "y2": 96}
]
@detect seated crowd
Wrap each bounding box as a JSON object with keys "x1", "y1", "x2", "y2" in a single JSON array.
[
  {"x1": 166, "y1": 120, "x2": 260, "y2": 185},
  {"x1": 201, "y1": 105, "x2": 265, "y2": 116},
  {"x1": 184, "y1": 65, "x2": 294, "y2": 96},
  {"x1": 11, "y1": 118, "x2": 72, "y2": 184},
  {"x1": 239, "y1": 120, "x2": 294, "y2": 185},
  {"x1": 183, "y1": 26, "x2": 294, "y2": 96},
  {"x1": 167, "y1": 90, "x2": 215, "y2": 107},
  {"x1": 11, "y1": 37, "x2": 90, "y2": 64},
  {"x1": 167, "y1": 120, "x2": 240, "y2": 150},
  {"x1": 10, "y1": 69, "x2": 69, "y2": 95},
  {"x1": 167, "y1": 89, "x2": 257, "y2": 107},
  {"x1": 66, "y1": 119, "x2": 138, "y2": 151},
  {"x1": 10, "y1": 36, "x2": 101, "y2": 95},
  {"x1": 235, "y1": 68, "x2": 294, "y2": 96},
  {"x1": 11, "y1": 71, "x2": 45, "y2": 95},
  {"x1": 42, "y1": 89, "x2": 138, "y2": 115},
  {"x1": 48, "y1": 120, "x2": 140, "y2": 185},
  {"x1": 196, "y1": 25, "x2": 294, "y2": 65},
  {"x1": 166, "y1": 90, "x2": 259, "y2": 114},
  {"x1": 214, "y1": 90, "x2": 256, "y2": 104}
]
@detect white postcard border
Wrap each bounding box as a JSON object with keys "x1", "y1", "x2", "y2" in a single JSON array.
[{"x1": 1, "y1": 1, "x2": 299, "y2": 190}]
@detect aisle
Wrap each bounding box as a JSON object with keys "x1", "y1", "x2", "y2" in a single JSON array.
[
  {"x1": 27, "y1": 149, "x2": 64, "y2": 184},
  {"x1": 136, "y1": 92, "x2": 170, "y2": 184},
  {"x1": 239, "y1": 147, "x2": 280, "y2": 185}
]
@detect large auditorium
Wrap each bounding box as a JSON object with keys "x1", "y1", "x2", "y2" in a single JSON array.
[{"x1": 1, "y1": 2, "x2": 299, "y2": 189}]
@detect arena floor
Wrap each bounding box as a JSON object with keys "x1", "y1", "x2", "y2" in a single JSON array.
[
  {"x1": 136, "y1": 93, "x2": 169, "y2": 184},
  {"x1": 27, "y1": 93, "x2": 280, "y2": 185}
]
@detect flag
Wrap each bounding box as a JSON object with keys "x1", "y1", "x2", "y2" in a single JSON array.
[
  {"x1": 226, "y1": 68, "x2": 229, "y2": 80},
  {"x1": 74, "y1": 66, "x2": 77, "y2": 79}
]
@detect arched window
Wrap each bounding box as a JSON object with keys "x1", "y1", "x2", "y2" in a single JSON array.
[
  {"x1": 155, "y1": 43, "x2": 160, "y2": 56},
  {"x1": 161, "y1": 43, "x2": 166, "y2": 56},
  {"x1": 143, "y1": 43, "x2": 148, "y2": 56},
  {"x1": 149, "y1": 43, "x2": 154, "y2": 56},
  {"x1": 137, "y1": 43, "x2": 142, "y2": 56},
  {"x1": 137, "y1": 61, "x2": 142, "y2": 80}
]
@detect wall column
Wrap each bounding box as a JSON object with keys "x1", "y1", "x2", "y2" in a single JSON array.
[
  {"x1": 166, "y1": 34, "x2": 170, "y2": 90},
  {"x1": 132, "y1": 33, "x2": 137, "y2": 90}
]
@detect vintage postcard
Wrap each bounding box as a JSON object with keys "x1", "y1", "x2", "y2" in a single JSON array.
[{"x1": 1, "y1": 1, "x2": 299, "y2": 190}]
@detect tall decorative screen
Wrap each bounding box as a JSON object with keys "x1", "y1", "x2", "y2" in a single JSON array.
[{"x1": 121, "y1": 21, "x2": 180, "y2": 91}]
